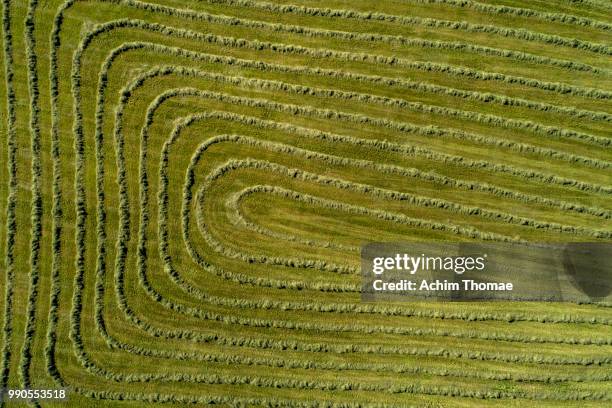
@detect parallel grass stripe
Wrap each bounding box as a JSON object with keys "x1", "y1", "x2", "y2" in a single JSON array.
[
  {"x1": 206, "y1": 139, "x2": 610, "y2": 237},
  {"x1": 20, "y1": 2, "x2": 43, "y2": 403},
  {"x1": 124, "y1": 0, "x2": 612, "y2": 74},
  {"x1": 129, "y1": 81, "x2": 611, "y2": 195},
  {"x1": 112, "y1": 41, "x2": 612, "y2": 123},
  {"x1": 113, "y1": 91, "x2": 612, "y2": 370},
  {"x1": 124, "y1": 0, "x2": 612, "y2": 55},
  {"x1": 0, "y1": 0, "x2": 17, "y2": 400},
  {"x1": 99, "y1": 42, "x2": 612, "y2": 170},
  {"x1": 25, "y1": 0, "x2": 612, "y2": 404},
  {"x1": 388, "y1": 0, "x2": 612, "y2": 30},
  {"x1": 79, "y1": 18, "x2": 612, "y2": 99}
]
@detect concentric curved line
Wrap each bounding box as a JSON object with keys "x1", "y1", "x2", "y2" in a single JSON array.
[{"x1": 27, "y1": 0, "x2": 612, "y2": 404}]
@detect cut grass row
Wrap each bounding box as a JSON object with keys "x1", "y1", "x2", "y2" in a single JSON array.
[{"x1": 0, "y1": 0, "x2": 609, "y2": 405}]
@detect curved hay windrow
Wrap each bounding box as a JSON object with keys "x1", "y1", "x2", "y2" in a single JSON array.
[{"x1": 0, "y1": 0, "x2": 611, "y2": 406}]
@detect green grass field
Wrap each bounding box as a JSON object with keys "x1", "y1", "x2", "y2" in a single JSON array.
[{"x1": 0, "y1": 0, "x2": 611, "y2": 406}]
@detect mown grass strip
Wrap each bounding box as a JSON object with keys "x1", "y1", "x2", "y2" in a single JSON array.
[{"x1": 0, "y1": 0, "x2": 17, "y2": 401}]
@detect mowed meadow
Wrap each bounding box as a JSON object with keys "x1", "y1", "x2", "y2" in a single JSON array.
[{"x1": 0, "y1": 0, "x2": 611, "y2": 406}]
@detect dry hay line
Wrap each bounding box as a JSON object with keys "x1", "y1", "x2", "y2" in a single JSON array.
[{"x1": 0, "y1": 0, "x2": 611, "y2": 406}]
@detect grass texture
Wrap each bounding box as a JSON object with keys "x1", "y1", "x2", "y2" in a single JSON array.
[{"x1": 0, "y1": 0, "x2": 611, "y2": 406}]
